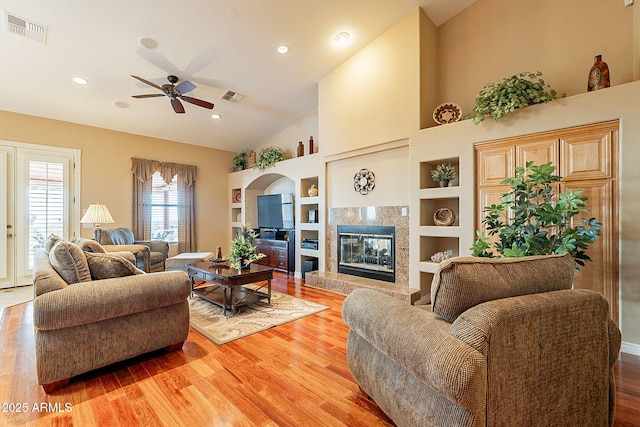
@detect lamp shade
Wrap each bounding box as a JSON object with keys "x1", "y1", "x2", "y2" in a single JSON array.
[{"x1": 80, "y1": 203, "x2": 114, "y2": 225}]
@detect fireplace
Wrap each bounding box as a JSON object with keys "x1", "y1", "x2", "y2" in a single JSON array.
[{"x1": 337, "y1": 225, "x2": 395, "y2": 283}]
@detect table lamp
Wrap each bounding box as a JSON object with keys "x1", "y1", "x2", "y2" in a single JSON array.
[{"x1": 80, "y1": 203, "x2": 114, "y2": 242}]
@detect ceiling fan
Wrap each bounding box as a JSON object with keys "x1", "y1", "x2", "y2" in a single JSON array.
[{"x1": 130, "y1": 75, "x2": 214, "y2": 114}]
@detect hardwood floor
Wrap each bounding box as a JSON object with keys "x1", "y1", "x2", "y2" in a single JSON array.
[{"x1": 1, "y1": 273, "x2": 639, "y2": 426}]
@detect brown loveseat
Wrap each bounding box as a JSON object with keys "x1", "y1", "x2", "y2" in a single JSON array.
[
  {"x1": 32, "y1": 239, "x2": 190, "y2": 393},
  {"x1": 99, "y1": 227, "x2": 169, "y2": 272},
  {"x1": 342, "y1": 254, "x2": 622, "y2": 427}
]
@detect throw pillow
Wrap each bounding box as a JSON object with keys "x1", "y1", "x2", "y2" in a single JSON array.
[
  {"x1": 71, "y1": 237, "x2": 107, "y2": 253},
  {"x1": 49, "y1": 241, "x2": 92, "y2": 284},
  {"x1": 44, "y1": 234, "x2": 62, "y2": 253},
  {"x1": 430, "y1": 253, "x2": 575, "y2": 322},
  {"x1": 84, "y1": 252, "x2": 145, "y2": 280}
]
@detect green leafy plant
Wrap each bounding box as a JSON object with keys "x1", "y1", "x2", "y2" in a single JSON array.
[
  {"x1": 231, "y1": 150, "x2": 249, "y2": 172},
  {"x1": 471, "y1": 71, "x2": 563, "y2": 124},
  {"x1": 228, "y1": 224, "x2": 266, "y2": 269},
  {"x1": 252, "y1": 146, "x2": 285, "y2": 171},
  {"x1": 431, "y1": 163, "x2": 456, "y2": 183},
  {"x1": 471, "y1": 162, "x2": 602, "y2": 269}
]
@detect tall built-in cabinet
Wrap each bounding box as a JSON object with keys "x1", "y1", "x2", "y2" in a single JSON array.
[
  {"x1": 475, "y1": 121, "x2": 619, "y2": 323},
  {"x1": 228, "y1": 155, "x2": 325, "y2": 278}
]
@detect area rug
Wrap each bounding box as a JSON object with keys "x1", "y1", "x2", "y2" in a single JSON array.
[{"x1": 188, "y1": 290, "x2": 329, "y2": 345}]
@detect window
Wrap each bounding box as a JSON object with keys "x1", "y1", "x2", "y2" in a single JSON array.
[
  {"x1": 151, "y1": 171, "x2": 178, "y2": 242},
  {"x1": 28, "y1": 160, "x2": 64, "y2": 268}
]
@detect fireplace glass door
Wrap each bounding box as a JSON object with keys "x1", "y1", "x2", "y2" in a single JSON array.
[{"x1": 337, "y1": 225, "x2": 395, "y2": 283}]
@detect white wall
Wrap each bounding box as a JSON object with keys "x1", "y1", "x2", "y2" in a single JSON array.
[
  {"x1": 255, "y1": 110, "x2": 318, "y2": 158},
  {"x1": 326, "y1": 143, "x2": 409, "y2": 208}
]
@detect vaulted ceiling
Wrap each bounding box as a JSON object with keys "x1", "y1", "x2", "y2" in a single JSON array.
[{"x1": 0, "y1": 0, "x2": 475, "y2": 152}]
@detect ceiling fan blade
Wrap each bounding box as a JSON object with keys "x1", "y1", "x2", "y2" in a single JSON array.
[
  {"x1": 175, "y1": 80, "x2": 196, "y2": 95},
  {"x1": 180, "y1": 95, "x2": 214, "y2": 109},
  {"x1": 131, "y1": 75, "x2": 163, "y2": 91},
  {"x1": 171, "y1": 99, "x2": 185, "y2": 114},
  {"x1": 132, "y1": 94, "x2": 165, "y2": 98}
]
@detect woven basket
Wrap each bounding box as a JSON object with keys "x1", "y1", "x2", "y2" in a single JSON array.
[{"x1": 433, "y1": 208, "x2": 455, "y2": 226}]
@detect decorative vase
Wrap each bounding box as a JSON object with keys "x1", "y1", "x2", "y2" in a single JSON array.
[
  {"x1": 247, "y1": 151, "x2": 256, "y2": 168},
  {"x1": 297, "y1": 141, "x2": 304, "y2": 157},
  {"x1": 587, "y1": 55, "x2": 610, "y2": 92},
  {"x1": 439, "y1": 180, "x2": 449, "y2": 188},
  {"x1": 308, "y1": 184, "x2": 318, "y2": 197},
  {"x1": 309, "y1": 136, "x2": 314, "y2": 154}
]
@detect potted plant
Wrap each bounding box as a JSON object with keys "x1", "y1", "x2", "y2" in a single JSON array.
[
  {"x1": 471, "y1": 162, "x2": 602, "y2": 269},
  {"x1": 228, "y1": 224, "x2": 266, "y2": 270},
  {"x1": 231, "y1": 150, "x2": 249, "y2": 172},
  {"x1": 431, "y1": 163, "x2": 456, "y2": 187},
  {"x1": 471, "y1": 71, "x2": 562, "y2": 124},
  {"x1": 252, "y1": 146, "x2": 285, "y2": 171}
]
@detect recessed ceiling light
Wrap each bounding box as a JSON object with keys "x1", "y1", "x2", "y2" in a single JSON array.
[
  {"x1": 335, "y1": 32, "x2": 350, "y2": 45},
  {"x1": 211, "y1": 113, "x2": 221, "y2": 120},
  {"x1": 138, "y1": 37, "x2": 158, "y2": 49},
  {"x1": 72, "y1": 77, "x2": 88, "y2": 85},
  {"x1": 114, "y1": 101, "x2": 129, "y2": 108},
  {"x1": 277, "y1": 45, "x2": 289, "y2": 54}
]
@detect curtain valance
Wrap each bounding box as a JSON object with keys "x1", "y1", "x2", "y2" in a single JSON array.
[{"x1": 131, "y1": 158, "x2": 197, "y2": 186}]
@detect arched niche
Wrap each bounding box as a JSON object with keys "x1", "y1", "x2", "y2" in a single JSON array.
[{"x1": 244, "y1": 173, "x2": 294, "y2": 227}]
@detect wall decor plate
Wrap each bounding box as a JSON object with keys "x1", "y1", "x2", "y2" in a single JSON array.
[
  {"x1": 354, "y1": 169, "x2": 375, "y2": 195},
  {"x1": 433, "y1": 102, "x2": 462, "y2": 125}
]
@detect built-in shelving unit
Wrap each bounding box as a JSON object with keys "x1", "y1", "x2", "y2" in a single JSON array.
[
  {"x1": 410, "y1": 132, "x2": 475, "y2": 296},
  {"x1": 228, "y1": 154, "x2": 325, "y2": 278}
]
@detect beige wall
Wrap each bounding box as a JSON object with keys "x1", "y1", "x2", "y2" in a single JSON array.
[
  {"x1": 0, "y1": 110, "x2": 235, "y2": 252},
  {"x1": 319, "y1": 8, "x2": 435, "y2": 156},
  {"x1": 437, "y1": 0, "x2": 634, "y2": 115}
]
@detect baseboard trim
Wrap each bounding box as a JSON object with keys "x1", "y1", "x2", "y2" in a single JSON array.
[{"x1": 621, "y1": 341, "x2": 640, "y2": 356}]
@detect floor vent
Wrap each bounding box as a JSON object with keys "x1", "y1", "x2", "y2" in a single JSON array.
[
  {"x1": 4, "y1": 11, "x2": 47, "y2": 43},
  {"x1": 221, "y1": 90, "x2": 244, "y2": 103}
]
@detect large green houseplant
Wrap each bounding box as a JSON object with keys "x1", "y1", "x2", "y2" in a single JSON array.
[
  {"x1": 252, "y1": 146, "x2": 285, "y2": 171},
  {"x1": 228, "y1": 224, "x2": 266, "y2": 270},
  {"x1": 471, "y1": 162, "x2": 602, "y2": 268},
  {"x1": 471, "y1": 72, "x2": 562, "y2": 124}
]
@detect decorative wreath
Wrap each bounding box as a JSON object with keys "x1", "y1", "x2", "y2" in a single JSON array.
[
  {"x1": 433, "y1": 208, "x2": 455, "y2": 226},
  {"x1": 354, "y1": 169, "x2": 375, "y2": 195}
]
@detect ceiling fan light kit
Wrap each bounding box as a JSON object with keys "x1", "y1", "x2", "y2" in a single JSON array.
[{"x1": 131, "y1": 74, "x2": 214, "y2": 114}]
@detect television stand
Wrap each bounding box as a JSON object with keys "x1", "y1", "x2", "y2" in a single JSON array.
[{"x1": 255, "y1": 231, "x2": 295, "y2": 274}]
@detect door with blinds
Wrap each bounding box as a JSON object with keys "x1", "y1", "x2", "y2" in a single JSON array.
[{"x1": 0, "y1": 142, "x2": 79, "y2": 289}]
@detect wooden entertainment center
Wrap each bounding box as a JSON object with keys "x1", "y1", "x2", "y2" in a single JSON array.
[{"x1": 255, "y1": 233, "x2": 295, "y2": 274}]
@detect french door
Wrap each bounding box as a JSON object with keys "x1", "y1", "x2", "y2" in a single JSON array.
[{"x1": 0, "y1": 142, "x2": 80, "y2": 288}]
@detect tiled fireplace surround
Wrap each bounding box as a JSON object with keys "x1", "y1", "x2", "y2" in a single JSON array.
[
  {"x1": 306, "y1": 205, "x2": 420, "y2": 303},
  {"x1": 327, "y1": 206, "x2": 410, "y2": 286}
]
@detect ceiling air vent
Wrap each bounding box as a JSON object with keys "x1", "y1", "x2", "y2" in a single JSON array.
[
  {"x1": 4, "y1": 11, "x2": 47, "y2": 43},
  {"x1": 221, "y1": 90, "x2": 244, "y2": 103}
]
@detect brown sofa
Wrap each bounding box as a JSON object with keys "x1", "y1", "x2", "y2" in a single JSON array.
[
  {"x1": 342, "y1": 254, "x2": 622, "y2": 427},
  {"x1": 32, "y1": 241, "x2": 190, "y2": 393},
  {"x1": 99, "y1": 227, "x2": 169, "y2": 272}
]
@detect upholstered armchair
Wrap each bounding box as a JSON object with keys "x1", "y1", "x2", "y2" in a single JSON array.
[
  {"x1": 342, "y1": 254, "x2": 622, "y2": 427},
  {"x1": 99, "y1": 227, "x2": 168, "y2": 272}
]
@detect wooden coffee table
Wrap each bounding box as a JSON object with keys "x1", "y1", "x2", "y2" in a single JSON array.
[{"x1": 186, "y1": 262, "x2": 273, "y2": 316}]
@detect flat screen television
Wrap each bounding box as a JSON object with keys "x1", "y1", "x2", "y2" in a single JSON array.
[{"x1": 257, "y1": 193, "x2": 294, "y2": 230}]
